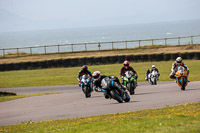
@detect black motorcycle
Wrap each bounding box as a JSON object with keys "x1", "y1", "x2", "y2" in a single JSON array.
[{"x1": 101, "y1": 77, "x2": 130, "y2": 103}]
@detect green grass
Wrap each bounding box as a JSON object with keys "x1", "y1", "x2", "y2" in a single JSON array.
[
  {"x1": 0, "y1": 102, "x2": 199, "y2": 133},
  {"x1": 0, "y1": 60, "x2": 199, "y2": 88},
  {"x1": 0, "y1": 92, "x2": 62, "y2": 102}
]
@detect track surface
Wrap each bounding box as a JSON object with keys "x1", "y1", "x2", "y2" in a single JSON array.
[{"x1": 0, "y1": 81, "x2": 200, "y2": 126}]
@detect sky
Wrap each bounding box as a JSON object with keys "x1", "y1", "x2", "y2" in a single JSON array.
[{"x1": 0, "y1": 0, "x2": 200, "y2": 31}]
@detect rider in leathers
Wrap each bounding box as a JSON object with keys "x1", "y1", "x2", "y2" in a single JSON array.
[
  {"x1": 169, "y1": 57, "x2": 189, "y2": 79},
  {"x1": 120, "y1": 60, "x2": 138, "y2": 85},
  {"x1": 77, "y1": 65, "x2": 92, "y2": 86},
  {"x1": 145, "y1": 65, "x2": 160, "y2": 80},
  {"x1": 92, "y1": 71, "x2": 125, "y2": 99}
]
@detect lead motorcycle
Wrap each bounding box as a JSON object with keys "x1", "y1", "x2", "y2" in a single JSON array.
[
  {"x1": 148, "y1": 70, "x2": 159, "y2": 85},
  {"x1": 80, "y1": 74, "x2": 92, "y2": 98},
  {"x1": 123, "y1": 71, "x2": 137, "y2": 95},
  {"x1": 101, "y1": 77, "x2": 130, "y2": 103},
  {"x1": 175, "y1": 66, "x2": 188, "y2": 91}
]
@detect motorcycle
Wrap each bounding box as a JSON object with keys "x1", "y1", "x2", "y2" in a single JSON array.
[
  {"x1": 80, "y1": 74, "x2": 92, "y2": 98},
  {"x1": 175, "y1": 66, "x2": 188, "y2": 91},
  {"x1": 101, "y1": 77, "x2": 130, "y2": 103},
  {"x1": 123, "y1": 71, "x2": 137, "y2": 95},
  {"x1": 148, "y1": 70, "x2": 159, "y2": 85}
]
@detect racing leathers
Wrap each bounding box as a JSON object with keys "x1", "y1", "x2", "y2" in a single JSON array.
[
  {"x1": 120, "y1": 66, "x2": 138, "y2": 84},
  {"x1": 146, "y1": 68, "x2": 160, "y2": 80},
  {"x1": 169, "y1": 61, "x2": 189, "y2": 79},
  {"x1": 93, "y1": 75, "x2": 125, "y2": 99}
]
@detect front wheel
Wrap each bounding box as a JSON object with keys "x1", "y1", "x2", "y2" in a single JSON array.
[
  {"x1": 123, "y1": 92, "x2": 130, "y2": 102},
  {"x1": 110, "y1": 90, "x2": 123, "y2": 103},
  {"x1": 85, "y1": 86, "x2": 91, "y2": 98},
  {"x1": 129, "y1": 82, "x2": 135, "y2": 95},
  {"x1": 153, "y1": 77, "x2": 157, "y2": 85},
  {"x1": 181, "y1": 78, "x2": 185, "y2": 91}
]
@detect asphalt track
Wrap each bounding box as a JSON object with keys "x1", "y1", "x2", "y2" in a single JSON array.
[{"x1": 0, "y1": 81, "x2": 200, "y2": 126}]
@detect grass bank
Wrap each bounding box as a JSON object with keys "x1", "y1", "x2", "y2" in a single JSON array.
[
  {"x1": 0, "y1": 102, "x2": 199, "y2": 133},
  {"x1": 0, "y1": 60, "x2": 199, "y2": 88}
]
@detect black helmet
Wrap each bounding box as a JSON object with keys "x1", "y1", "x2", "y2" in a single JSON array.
[{"x1": 82, "y1": 65, "x2": 88, "y2": 71}]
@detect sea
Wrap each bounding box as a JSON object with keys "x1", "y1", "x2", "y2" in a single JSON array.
[{"x1": 0, "y1": 19, "x2": 200, "y2": 55}]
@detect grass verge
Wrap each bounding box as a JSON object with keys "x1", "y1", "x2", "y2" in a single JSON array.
[
  {"x1": 0, "y1": 92, "x2": 62, "y2": 102},
  {"x1": 0, "y1": 102, "x2": 199, "y2": 133},
  {"x1": 0, "y1": 60, "x2": 199, "y2": 88}
]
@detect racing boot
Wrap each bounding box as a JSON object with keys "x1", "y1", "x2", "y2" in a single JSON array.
[
  {"x1": 103, "y1": 90, "x2": 110, "y2": 99},
  {"x1": 104, "y1": 93, "x2": 110, "y2": 99}
]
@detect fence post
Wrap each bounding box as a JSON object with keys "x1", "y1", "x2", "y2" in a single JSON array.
[
  {"x1": 139, "y1": 40, "x2": 141, "y2": 47},
  {"x1": 191, "y1": 36, "x2": 193, "y2": 45},
  {"x1": 152, "y1": 39, "x2": 154, "y2": 46},
  {"x1": 71, "y1": 44, "x2": 74, "y2": 52},
  {"x1": 17, "y1": 48, "x2": 19, "y2": 57},
  {"x1": 44, "y1": 46, "x2": 47, "y2": 54},
  {"x1": 3, "y1": 49, "x2": 5, "y2": 58},
  {"x1": 178, "y1": 37, "x2": 180, "y2": 45},
  {"x1": 165, "y1": 38, "x2": 167, "y2": 46},
  {"x1": 30, "y1": 47, "x2": 32, "y2": 55},
  {"x1": 112, "y1": 42, "x2": 114, "y2": 50},
  {"x1": 85, "y1": 43, "x2": 87, "y2": 51},
  {"x1": 125, "y1": 41, "x2": 127, "y2": 49},
  {"x1": 57, "y1": 45, "x2": 60, "y2": 53},
  {"x1": 98, "y1": 43, "x2": 101, "y2": 51}
]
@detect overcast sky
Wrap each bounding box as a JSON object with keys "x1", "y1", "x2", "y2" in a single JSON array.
[{"x1": 0, "y1": 0, "x2": 200, "y2": 31}]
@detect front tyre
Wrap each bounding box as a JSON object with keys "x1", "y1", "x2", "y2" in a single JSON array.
[
  {"x1": 181, "y1": 78, "x2": 185, "y2": 91},
  {"x1": 85, "y1": 86, "x2": 91, "y2": 98},
  {"x1": 123, "y1": 92, "x2": 130, "y2": 102},
  {"x1": 129, "y1": 82, "x2": 135, "y2": 95},
  {"x1": 110, "y1": 90, "x2": 123, "y2": 103},
  {"x1": 153, "y1": 78, "x2": 157, "y2": 85}
]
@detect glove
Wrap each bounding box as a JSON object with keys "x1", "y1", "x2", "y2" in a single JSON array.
[{"x1": 78, "y1": 82, "x2": 81, "y2": 87}]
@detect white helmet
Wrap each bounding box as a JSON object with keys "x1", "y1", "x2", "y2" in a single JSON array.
[
  {"x1": 152, "y1": 65, "x2": 155, "y2": 68},
  {"x1": 176, "y1": 57, "x2": 182, "y2": 64},
  {"x1": 93, "y1": 71, "x2": 101, "y2": 80}
]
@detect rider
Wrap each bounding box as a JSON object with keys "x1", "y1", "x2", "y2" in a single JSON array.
[
  {"x1": 169, "y1": 57, "x2": 189, "y2": 79},
  {"x1": 92, "y1": 71, "x2": 125, "y2": 99},
  {"x1": 120, "y1": 60, "x2": 138, "y2": 85},
  {"x1": 145, "y1": 65, "x2": 160, "y2": 80},
  {"x1": 77, "y1": 65, "x2": 92, "y2": 86}
]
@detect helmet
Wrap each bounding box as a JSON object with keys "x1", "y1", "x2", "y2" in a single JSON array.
[
  {"x1": 123, "y1": 60, "x2": 130, "y2": 69},
  {"x1": 176, "y1": 57, "x2": 182, "y2": 64},
  {"x1": 152, "y1": 65, "x2": 155, "y2": 68},
  {"x1": 93, "y1": 71, "x2": 101, "y2": 80},
  {"x1": 82, "y1": 65, "x2": 88, "y2": 71}
]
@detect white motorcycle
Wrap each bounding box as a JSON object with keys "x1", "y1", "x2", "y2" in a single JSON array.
[{"x1": 148, "y1": 70, "x2": 159, "y2": 85}]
